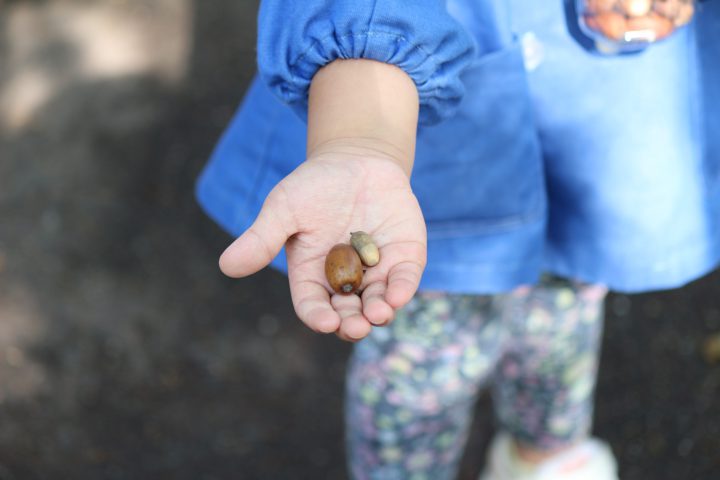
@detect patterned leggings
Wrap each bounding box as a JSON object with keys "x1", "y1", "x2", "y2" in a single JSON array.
[{"x1": 345, "y1": 276, "x2": 608, "y2": 480}]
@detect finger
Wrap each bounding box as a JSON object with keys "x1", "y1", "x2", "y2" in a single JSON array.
[
  {"x1": 386, "y1": 260, "x2": 424, "y2": 309},
  {"x1": 361, "y1": 281, "x2": 395, "y2": 326},
  {"x1": 331, "y1": 294, "x2": 373, "y2": 341},
  {"x1": 219, "y1": 187, "x2": 295, "y2": 278},
  {"x1": 335, "y1": 329, "x2": 362, "y2": 343},
  {"x1": 334, "y1": 330, "x2": 354, "y2": 342},
  {"x1": 291, "y1": 279, "x2": 341, "y2": 334}
]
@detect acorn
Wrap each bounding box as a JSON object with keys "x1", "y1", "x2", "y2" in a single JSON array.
[
  {"x1": 621, "y1": 0, "x2": 652, "y2": 17},
  {"x1": 585, "y1": 0, "x2": 618, "y2": 13},
  {"x1": 674, "y1": 1, "x2": 694, "y2": 27},
  {"x1": 350, "y1": 231, "x2": 380, "y2": 267},
  {"x1": 626, "y1": 12, "x2": 675, "y2": 40},
  {"x1": 653, "y1": 0, "x2": 680, "y2": 18},
  {"x1": 584, "y1": 14, "x2": 601, "y2": 32},
  {"x1": 325, "y1": 244, "x2": 363, "y2": 294},
  {"x1": 594, "y1": 11, "x2": 628, "y2": 41}
]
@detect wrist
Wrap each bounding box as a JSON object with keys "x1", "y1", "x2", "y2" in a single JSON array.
[
  {"x1": 308, "y1": 137, "x2": 414, "y2": 178},
  {"x1": 307, "y1": 59, "x2": 419, "y2": 178}
]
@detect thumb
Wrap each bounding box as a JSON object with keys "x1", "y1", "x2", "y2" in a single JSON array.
[{"x1": 219, "y1": 190, "x2": 295, "y2": 278}]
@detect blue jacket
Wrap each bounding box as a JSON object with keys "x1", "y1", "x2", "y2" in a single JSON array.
[{"x1": 196, "y1": 0, "x2": 720, "y2": 293}]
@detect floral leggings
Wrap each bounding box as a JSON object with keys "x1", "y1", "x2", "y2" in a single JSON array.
[{"x1": 345, "y1": 276, "x2": 608, "y2": 480}]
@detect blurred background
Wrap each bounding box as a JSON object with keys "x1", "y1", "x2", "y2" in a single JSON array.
[{"x1": 0, "y1": 0, "x2": 719, "y2": 479}]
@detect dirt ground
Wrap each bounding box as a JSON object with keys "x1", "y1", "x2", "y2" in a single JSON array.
[{"x1": 0, "y1": 1, "x2": 719, "y2": 479}]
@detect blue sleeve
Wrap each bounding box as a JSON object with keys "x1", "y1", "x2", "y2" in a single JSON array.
[{"x1": 257, "y1": 0, "x2": 477, "y2": 125}]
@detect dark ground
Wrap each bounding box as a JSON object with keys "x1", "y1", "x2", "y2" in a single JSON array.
[{"x1": 0, "y1": 1, "x2": 719, "y2": 479}]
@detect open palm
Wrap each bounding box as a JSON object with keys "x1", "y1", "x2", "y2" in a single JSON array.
[{"x1": 219, "y1": 153, "x2": 427, "y2": 341}]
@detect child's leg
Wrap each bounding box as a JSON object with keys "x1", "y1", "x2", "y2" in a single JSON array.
[
  {"x1": 491, "y1": 276, "x2": 608, "y2": 460},
  {"x1": 345, "y1": 292, "x2": 506, "y2": 480}
]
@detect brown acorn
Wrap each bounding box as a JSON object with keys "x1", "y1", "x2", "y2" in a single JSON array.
[
  {"x1": 674, "y1": 1, "x2": 695, "y2": 27},
  {"x1": 350, "y1": 231, "x2": 380, "y2": 267},
  {"x1": 595, "y1": 11, "x2": 628, "y2": 41},
  {"x1": 621, "y1": 0, "x2": 652, "y2": 17},
  {"x1": 325, "y1": 244, "x2": 363, "y2": 294},
  {"x1": 654, "y1": 0, "x2": 680, "y2": 18},
  {"x1": 626, "y1": 12, "x2": 675, "y2": 40},
  {"x1": 585, "y1": 0, "x2": 618, "y2": 14},
  {"x1": 584, "y1": 14, "x2": 601, "y2": 32}
]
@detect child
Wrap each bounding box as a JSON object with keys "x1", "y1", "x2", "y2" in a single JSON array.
[{"x1": 196, "y1": 0, "x2": 720, "y2": 478}]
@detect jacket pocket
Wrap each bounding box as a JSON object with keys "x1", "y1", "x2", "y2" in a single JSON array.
[{"x1": 411, "y1": 41, "x2": 546, "y2": 239}]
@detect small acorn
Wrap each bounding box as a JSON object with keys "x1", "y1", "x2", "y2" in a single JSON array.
[
  {"x1": 350, "y1": 231, "x2": 380, "y2": 267},
  {"x1": 626, "y1": 12, "x2": 674, "y2": 40},
  {"x1": 325, "y1": 244, "x2": 363, "y2": 294},
  {"x1": 584, "y1": 14, "x2": 601, "y2": 32},
  {"x1": 594, "y1": 11, "x2": 628, "y2": 41},
  {"x1": 585, "y1": 0, "x2": 618, "y2": 13},
  {"x1": 673, "y1": 1, "x2": 694, "y2": 27},
  {"x1": 653, "y1": 0, "x2": 680, "y2": 18},
  {"x1": 621, "y1": 0, "x2": 652, "y2": 17}
]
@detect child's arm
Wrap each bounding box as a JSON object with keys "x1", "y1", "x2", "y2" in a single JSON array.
[
  {"x1": 219, "y1": 59, "x2": 426, "y2": 342},
  {"x1": 307, "y1": 58, "x2": 419, "y2": 175}
]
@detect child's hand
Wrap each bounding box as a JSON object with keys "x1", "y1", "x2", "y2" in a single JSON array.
[
  {"x1": 222, "y1": 57, "x2": 423, "y2": 342},
  {"x1": 219, "y1": 146, "x2": 426, "y2": 342}
]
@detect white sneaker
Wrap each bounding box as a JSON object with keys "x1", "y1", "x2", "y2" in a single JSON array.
[{"x1": 478, "y1": 433, "x2": 619, "y2": 480}]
